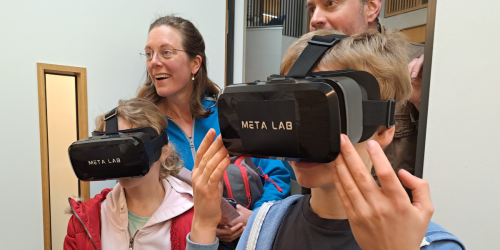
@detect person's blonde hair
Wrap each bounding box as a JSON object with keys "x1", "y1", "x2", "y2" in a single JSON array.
[
  {"x1": 95, "y1": 98, "x2": 183, "y2": 179},
  {"x1": 280, "y1": 29, "x2": 412, "y2": 103}
]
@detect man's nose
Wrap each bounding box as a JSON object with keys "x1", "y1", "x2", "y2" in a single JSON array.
[{"x1": 310, "y1": 8, "x2": 327, "y2": 31}]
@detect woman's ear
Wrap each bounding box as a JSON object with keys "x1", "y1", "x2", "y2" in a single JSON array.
[
  {"x1": 191, "y1": 55, "x2": 202, "y2": 75},
  {"x1": 160, "y1": 145, "x2": 171, "y2": 162},
  {"x1": 372, "y1": 125, "x2": 395, "y2": 147}
]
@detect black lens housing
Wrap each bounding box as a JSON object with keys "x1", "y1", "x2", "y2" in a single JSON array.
[
  {"x1": 218, "y1": 70, "x2": 393, "y2": 163},
  {"x1": 67, "y1": 107, "x2": 169, "y2": 181}
]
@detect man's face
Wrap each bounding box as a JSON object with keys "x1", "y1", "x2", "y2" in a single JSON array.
[{"x1": 307, "y1": 0, "x2": 370, "y2": 35}]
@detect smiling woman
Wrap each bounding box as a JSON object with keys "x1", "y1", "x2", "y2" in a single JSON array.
[{"x1": 136, "y1": 15, "x2": 291, "y2": 249}]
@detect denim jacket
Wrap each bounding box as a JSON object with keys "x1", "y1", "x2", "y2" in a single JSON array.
[{"x1": 186, "y1": 195, "x2": 465, "y2": 250}]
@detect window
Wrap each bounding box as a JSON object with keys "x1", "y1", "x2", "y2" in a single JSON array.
[{"x1": 385, "y1": 0, "x2": 428, "y2": 17}]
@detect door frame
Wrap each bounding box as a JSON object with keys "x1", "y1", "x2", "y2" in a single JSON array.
[
  {"x1": 37, "y1": 63, "x2": 90, "y2": 250},
  {"x1": 415, "y1": 0, "x2": 437, "y2": 178}
]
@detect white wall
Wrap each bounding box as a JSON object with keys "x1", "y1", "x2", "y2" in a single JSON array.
[
  {"x1": 0, "y1": 0, "x2": 226, "y2": 248},
  {"x1": 281, "y1": 35, "x2": 298, "y2": 61},
  {"x1": 423, "y1": 1, "x2": 500, "y2": 248},
  {"x1": 233, "y1": 0, "x2": 247, "y2": 84},
  {"x1": 245, "y1": 27, "x2": 283, "y2": 82},
  {"x1": 379, "y1": 0, "x2": 427, "y2": 30}
]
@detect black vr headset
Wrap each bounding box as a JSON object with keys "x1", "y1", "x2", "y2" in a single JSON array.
[
  {"x1": 218, "y1": 34, "x2": 396, "y2": 163},
  {"x1": 68, "y1": 108, "x2": 169, "y2": 181}
]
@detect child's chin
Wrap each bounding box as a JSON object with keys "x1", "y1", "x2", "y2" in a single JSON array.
[{"x1": 295, "y1": 176, "x2": 322, "y2": 189}]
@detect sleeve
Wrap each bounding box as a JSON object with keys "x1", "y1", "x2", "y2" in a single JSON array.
[
  {"x1": 421, "y1": 241, "x2": 465, "y2": 250},
  {"x1": 186, "y1": 233, "x2": 219, "y2": 250},
  {"x1": 63, "y1": 216, "x2": 77, "y2": 250},
  {"x1": 252, "y1": 158, "x2": 290, "y2": 209}
]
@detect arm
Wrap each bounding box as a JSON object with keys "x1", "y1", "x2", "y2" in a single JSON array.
[
  {"x1": 252, "y1": 158, "x2": 291, "y2": 209},
  {"x1": 189, "y1": 129, "x2": 231, "y2": 248}
]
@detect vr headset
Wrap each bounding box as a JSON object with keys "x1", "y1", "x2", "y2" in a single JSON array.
[
  {"x1": 218, "y1": 34, "x2": 396, "y2": 163},
  {"x1": 68, "y1": 108, "x2": 169, "y2": 181}
]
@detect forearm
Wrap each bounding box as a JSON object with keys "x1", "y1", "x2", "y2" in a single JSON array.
[
  {"x1": 190, "y1": 218, "x2": 218, "y2": 245},
  {"x1": 252, "y1": 159, "x2": 291, "y2": 209}
]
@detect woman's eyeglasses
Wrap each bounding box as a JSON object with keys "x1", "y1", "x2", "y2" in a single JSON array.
[{"x1": 140, "y1": 48, "x2": 187, "y2": 61}]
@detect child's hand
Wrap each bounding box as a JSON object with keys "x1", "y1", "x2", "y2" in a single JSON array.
[
  {"x1": 216, "y1": 223, "x2": 245, "y2": 242},
  {"x1": 190, "y1": 129, "x2": 231, "y2": 244},
  {"x1": 332, "y1": 134, "x2": 434, "y2": 250},
  {"x1": 228, "y1": 205, "x2": 253, "y2": 227}
]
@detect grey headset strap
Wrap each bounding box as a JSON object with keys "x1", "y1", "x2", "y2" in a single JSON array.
[
  {"x1": 287, "y1": 34, "x2": 348, "y2": 78},
  {"x1": 362, "y1": 99, "x2": 396, "y2": 128},
  {"x1": 104, "y1": 108, "x2": 118, "y2": 134}
]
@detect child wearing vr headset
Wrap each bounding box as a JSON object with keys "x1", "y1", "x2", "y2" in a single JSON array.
[
  {"x1": 186, "y1": 30, "x2": 464, "y2": 249},
  {"x1": 64, "y1": 98, "x2": 194, "y2": 250}
]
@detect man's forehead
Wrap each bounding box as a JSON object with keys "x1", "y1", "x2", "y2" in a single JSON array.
[{"x1": 307, "y1": 0, "x2": 326, "y2": 6}]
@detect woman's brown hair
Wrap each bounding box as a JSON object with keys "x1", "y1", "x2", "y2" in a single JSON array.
[
  {"x1": 95, "y1": 98, "x2": 183, "y2": 179},
  {"x1": 137, "y1": 15, "x2": 220, "y2": 118}
]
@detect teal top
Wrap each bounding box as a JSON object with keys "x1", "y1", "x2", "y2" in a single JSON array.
[{"x1": 128, "y1": 209, "x2": 150, "y2": 237}]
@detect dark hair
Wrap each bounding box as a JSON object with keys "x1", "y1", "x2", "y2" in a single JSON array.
[{"x1": 137, "y1": 15, "x2": 220, "y2": 118}]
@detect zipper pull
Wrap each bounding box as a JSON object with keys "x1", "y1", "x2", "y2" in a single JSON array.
[{"x1": 129, "y1": 230, "x2": 138, "y2": 250}]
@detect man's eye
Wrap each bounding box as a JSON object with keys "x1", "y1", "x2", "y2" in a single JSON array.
[{"x1": 327, "y1": 0, "x2": 337, "y2": 7}]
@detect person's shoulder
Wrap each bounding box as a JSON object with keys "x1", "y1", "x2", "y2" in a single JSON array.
[
  {"x1": 257, "y1": 195, "x2": 303, "y2": 215},
  {"x1": 421, "y1": 221, "x2": 465, "y2": 249}
]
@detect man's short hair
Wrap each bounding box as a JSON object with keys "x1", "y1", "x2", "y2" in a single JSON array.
[{"x1": 280, "y1": 29, "x2": 412, "y2": 103}]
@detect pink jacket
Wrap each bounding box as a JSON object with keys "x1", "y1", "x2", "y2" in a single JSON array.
[{"x1": 100, "y1": 176, "x2": 194, "y2": 249}]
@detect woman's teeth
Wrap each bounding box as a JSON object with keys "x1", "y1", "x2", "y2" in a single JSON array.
[{"x1": 155, "y1": 74, "x2": 170, "y2": 80}]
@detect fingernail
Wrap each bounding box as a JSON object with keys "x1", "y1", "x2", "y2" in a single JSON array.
[
  {"x1": 340, "y1": 134, "x2": 346, "y2": 144},
  {"x1": 367, "y1": 140, "x2": 377, "y2": 149},
  {"x1": 411, "y1": 72, "x2": 417, "y2": 78}
]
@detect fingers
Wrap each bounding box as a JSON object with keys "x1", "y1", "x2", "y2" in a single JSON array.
[
  {"x1": 207, "y1": 155, "x2": 230, "y2": 190},
  {"x1": 333, "y1": 136, "x2": 371, "y2": 212},
  {"x1": 337, "y1": 135, "x2": 379, "y2": 200},
  {"x1": 199, "y1": 135, "x2": 228, "y2": 185},
  {"x1": 219, "y1": 216, "x2": 229, "y2": 226},
  {"x1": 410, "y1": 55, "x2": 424, "y2": 79},
  {"x1": 194, "y1": 129, "x2": 217, "y2": 173},
  {"x1": 398, "y1": 169, "x2": 434, "y2": 220},
  {"x1": 367, "y1": 140, "x2": 408, "y2": 201},
  {"x1": 331, "y1": 163, "x2": 356, "y2": 218},
  {"x1": 216, "y1": 223, "x2": 244, "y2": 241}
]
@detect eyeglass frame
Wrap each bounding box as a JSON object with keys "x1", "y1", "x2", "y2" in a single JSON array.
[{"x1": 139, "y1": 48, "x2": 188, "y2": 61}]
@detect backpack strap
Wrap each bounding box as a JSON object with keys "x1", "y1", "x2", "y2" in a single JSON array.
[
  {"x1": 223, "y1": 170, "x2": 234, "y2": 199},
  {"x1": 235, "y1": 156, "x2": 252, "y2": 209},
  {"x1": 246, "y1": 202, "x2": 274, "y2": 250}
]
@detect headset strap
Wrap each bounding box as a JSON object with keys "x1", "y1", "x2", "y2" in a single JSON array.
[
  {"x1": 362, "y1": 99, "x2": 396, "y2": 128},
  {"x1": 104, "y1": 108, "x2": 118, "y2": 134},
  {"x1": 287, "y1": 34, "x2": 348, "y2": 78},
  {"x1": 151, "y1": 130, "x2": 169, "y2": 162}
]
